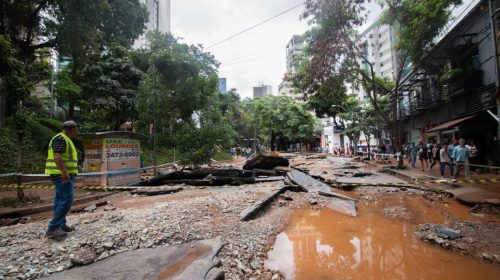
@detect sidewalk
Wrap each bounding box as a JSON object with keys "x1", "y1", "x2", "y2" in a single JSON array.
[{"x1": 362, "y1": 158, "x2": 500, "y2": 206}]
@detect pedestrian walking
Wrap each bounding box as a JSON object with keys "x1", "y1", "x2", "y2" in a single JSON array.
[
  {"x1": 417, "y1": 139, "x2": 429, "y2": 171},
  {"x1": 466, "y1": 139, "x2": 478, "y2": 173},
  {"x1": 408, "y1": 142, "x2": 417, "y2": 168},
  {"x1": 45, "y1": 121, "x2": 79, "y2": 240},
  {"x1": 448, "y1": 139, "x2": 457, "y2": 163},
  {"x1": 440, "y1": 142, "x2": 453, "y2": 178},
  {"x1": 427, "y1": 141, "x2": 435, "y2": 166},
  {"x1": 246, "y1": 147, "x2": 252, "y2": 159},
  {"x1": 453, "y1": 139, "x2": 470, "y2": 179},
  {"x1": 236, "y1": 145, "x2": 241, "y2": 159},
  {"x1": 430, "y1": 143, "x2": 441, "y2": 171}
]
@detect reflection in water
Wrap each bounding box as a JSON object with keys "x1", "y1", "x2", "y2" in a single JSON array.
[{"x1": 265, "y1": 197, "x2": 500, "y2": 280}]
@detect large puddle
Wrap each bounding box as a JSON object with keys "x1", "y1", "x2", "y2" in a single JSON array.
[{"x1": 265, "y1": 196, "x2": 500, "y2": 280}]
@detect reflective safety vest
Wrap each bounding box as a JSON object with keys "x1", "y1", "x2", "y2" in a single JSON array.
[{"x1": 45, "y1": 133, "x2": 79, "y2": 175}]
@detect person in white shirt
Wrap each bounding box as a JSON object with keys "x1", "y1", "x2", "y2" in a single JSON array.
[{"x1": 439, "y1": 142, "x2": 453, "y2": 178}]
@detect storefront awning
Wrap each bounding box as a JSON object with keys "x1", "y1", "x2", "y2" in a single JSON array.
[{"x1": 427, "y1": 115, "x2": 476, "y2": 133}]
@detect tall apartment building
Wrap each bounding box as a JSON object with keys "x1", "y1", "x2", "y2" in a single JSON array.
[
  {"x1": 286, "y1": 35, "x2": 305, "y2": 73},
  {"x1": 134, "y1": 0, "x2": 171, "y2": 48},
  {"x1": 356, "y1": 21, "x2": 398, "y2": 100},
  {"x1": 253, "y1": 85, "x2": 272, "y2": 98},
  {"x1": 322, "y1": 19, "x2": 399, "y2": 152},
  {"x1": 218, "y1": 78, "x2": 227, "y2": 93},
  {"x1": 279, "y1": 35, "x2": 306, "y2": 101}
]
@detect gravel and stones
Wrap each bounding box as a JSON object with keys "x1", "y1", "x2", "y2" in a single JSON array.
[
  {"x1": 415, "y1": 221, "x2": 500, "y2": 264},
  {"x1": 0, "y1": 185, "x2": 288, "y2": 280}
]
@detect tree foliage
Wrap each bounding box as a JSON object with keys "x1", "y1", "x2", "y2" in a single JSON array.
[
  {"x1": 81, "y1": 46, "x2": 143, "y2": 130},
  {"x1": 298, "y1": 0, "x2": 460, "y2": 166},
  {"x1": 0, "y1": 36, "x2": 32, "y2": 117},
  {"x1": 252, "y1": 96, "x2": 316, "y2": 150}
]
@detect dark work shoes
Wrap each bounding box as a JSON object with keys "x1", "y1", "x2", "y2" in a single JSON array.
[
  {"x1": 46, "y1": 228, "x2": 67, "y2": 240},
  {"x1": 60, "y1": 224, "x2": 75, "y2": 232}
]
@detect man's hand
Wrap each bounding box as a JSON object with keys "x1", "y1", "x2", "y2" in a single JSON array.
[{"x1": 62, "y1": 172, "x2": 70, "y2": 183}]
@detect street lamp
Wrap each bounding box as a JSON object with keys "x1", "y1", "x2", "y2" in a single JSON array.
[{"x1": 331, "y1": 104, "x2": 347, "y2": 112}]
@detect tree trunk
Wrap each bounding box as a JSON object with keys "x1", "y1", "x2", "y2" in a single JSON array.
[
  {"x1": 391, "y1": 98, "x2": 404, "y2": 168},
  {"x1": 366, "y1": 134, "x2": 371, "y2": 160},
  {"x1": 270, "y1": 130, "x2": 276, "y2": 151},
  {"x1": 68, "y1": 101, "x2": 74, "y2": 120}
]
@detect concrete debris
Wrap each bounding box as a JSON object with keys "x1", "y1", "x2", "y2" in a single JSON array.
[
  {"x1": 435, "y1": 227, "x2": 461, "y2": 240},
  {"x1": 69, "y1": 250, "x2": 96, "y2": 266},
  {"x1": 83, "y1": 204, "x2": 97, "y2": 212},
  {"x1": 470, "y1": 204, "x2": 500, "y2": 217},
  {"x1": 130, "y1": 187, "x2": 182, "y2": 196},
  {"x1": 102, "y1": 206, "x2": 116, "y2": 211},
  {"x1": 0, "y1": 188, "x2": 283, "y2": 279}
]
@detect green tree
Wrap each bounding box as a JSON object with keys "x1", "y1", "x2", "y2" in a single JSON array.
[
  {"x1": 54, "y1": 70, "x2": 82, "y2": 118},
  {"x1": 252, "y1": 96, "x2": 316, "y2": 152},
  {"x1": 0, "y1": 36, "x2": 33, "y2": 122},
  {"x1": 0, "y1": 0, "x2": 148, "y2": 119},
  {"x1": 134, "y1": 32, "x2": 234, "y2": 165},
  {"x1": 299, "y1": 0, "x2": 460, "y2": 167},
  {"x1": 81, "y1": 46, "x2": 143, "y2": 130}
]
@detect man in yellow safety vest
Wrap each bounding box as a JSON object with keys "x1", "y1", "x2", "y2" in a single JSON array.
[{"x1": 45, "y1": 120, "x2": 79, "y2": 240}]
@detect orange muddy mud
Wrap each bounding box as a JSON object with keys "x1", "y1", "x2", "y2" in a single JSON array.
[{"x1": 266, "y1": 198, "x2": 500, "y2": 280}]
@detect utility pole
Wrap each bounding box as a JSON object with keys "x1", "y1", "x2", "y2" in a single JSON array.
[{"x1": 152, "y1": 0, "x2": 159, "y2": 175}]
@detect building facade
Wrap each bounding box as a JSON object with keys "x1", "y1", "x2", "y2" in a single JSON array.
[
  {"x1": 322, "y1": 20, "x2": 398, "y2": 153},
  {"x1": 279, "y1": 35, "x2": 306, "y2": 102},
  {"x1": 218, "y1": 78, "x2": 227, "y2": 93},
  {"x1": 134, "y1": 0, "x2": 171, "y2": 48},
  {"x1": 253, "y1": 85, "x2": 272, "y2": 98},
  {"x1": 397, "y1": 2, "x2": 499, "y2": 165}
]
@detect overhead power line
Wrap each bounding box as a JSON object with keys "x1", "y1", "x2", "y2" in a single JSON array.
[{"x1": 206, "y1": 1, "x2": 306, "y2": 49}]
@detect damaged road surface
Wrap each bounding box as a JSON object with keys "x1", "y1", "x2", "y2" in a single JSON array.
[
  {"x1": 1, "y1": 155, "x2": 500, "y2": 280},
  {"x1": 288, "y1": 169, "x2": 358, "y2": 216},
  {"x1": 43, "y1": 237, "x2": 223, "y2": 280}
]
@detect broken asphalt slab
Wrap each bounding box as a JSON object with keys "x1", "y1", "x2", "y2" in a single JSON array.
[
  {"x1": 288, "y1": 169, "x2": 358, "y2": 216},
  {"x1": 130, "y1": 186, "x2": 183, "y2": 196},
  {"x1": 240, "y1": 186, "x2": 301, "y2": 221},
  {"x1": 43, "y1": 236, "x2": 223, "y2": 280},
  {"x1": 288, "y1": 169, "x2": 357, "y2": 201},
  {"x1": 288, "y1": 169, "x2": 330, "y2": 192},
  {"x1": 326, "y1": 197, "x2": 357, "y2": 217},
  {"x1": 335, "y1": 170, "x2": 407, "y2": 185}
]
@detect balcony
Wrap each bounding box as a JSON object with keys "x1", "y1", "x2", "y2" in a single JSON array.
[
  {"x1": 421, "y1": 87, "x2": 443, "y2": 108},
  {"x1": 409, "y1": 97, "x2": 424, "y2": 115},
  {"x1": 441, "y1": 69, "x2": 483, "y2": 97}
]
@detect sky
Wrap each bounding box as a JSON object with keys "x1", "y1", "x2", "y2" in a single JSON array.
[
  {"x1": 170, "y1": 0, "x2": 475, "y2": 99},
  {"x1": 170, "y1": 1, "x2": 381, "y2": 99}
]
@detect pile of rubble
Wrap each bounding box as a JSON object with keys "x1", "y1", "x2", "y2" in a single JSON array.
[
  {"x1": 0, "y1": 186, "x2": 290, "y2": 280},
  {"x1": 415, "y1": 221, "x2": 500, "y2": 263}
]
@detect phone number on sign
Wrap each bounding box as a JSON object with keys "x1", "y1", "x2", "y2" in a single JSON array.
[{"x1": 106, "y1": 152, "x2": 139, "y2": 158}]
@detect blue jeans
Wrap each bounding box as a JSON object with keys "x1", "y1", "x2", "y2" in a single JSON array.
[
  {"x1": 440, "y1": 162, "x2": 453, "y2": 177},
  {"x1": 409, "y1": 155, "x2": 416, "y2": 167},
  {"x1": 48, "y1": 175, "x2": 75, "y2": 230}
]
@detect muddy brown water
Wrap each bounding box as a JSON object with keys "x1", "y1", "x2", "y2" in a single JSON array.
[{"x1": 266, "y1": 196, "x2": 500, "y2": 280}]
